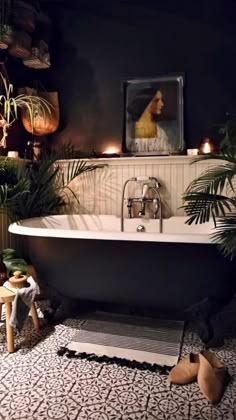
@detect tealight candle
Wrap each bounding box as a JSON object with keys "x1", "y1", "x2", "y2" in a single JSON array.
[
  {"x1": 7, "y1": 151, "x2": 19, "y2": 158},
  {"x1": 102, "y1": 147, "x2": 120, "y2": 158},
  {"x1": 199, "y1": 138, "x2": 214, "y2": 154},
  {"x1": 187, "y1": 149, "x2": 199, "y2": 156}
]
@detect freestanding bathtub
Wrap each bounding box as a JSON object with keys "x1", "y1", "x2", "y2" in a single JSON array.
[{"x1": 8, "y1": 214, "x2": 236, "y2": 315}]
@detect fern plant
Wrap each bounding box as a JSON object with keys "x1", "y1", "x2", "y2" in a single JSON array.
[
  {"x1": 0, "y1": 72, "x2": 51, "y2": 148},
  {"x1": 0, "y1": 145, "x2": 104, "y2": 221}
]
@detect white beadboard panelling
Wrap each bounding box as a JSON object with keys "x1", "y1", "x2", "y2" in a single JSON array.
[{"x1": 59, "y1": 156, "x2": 223, "y2": 218}]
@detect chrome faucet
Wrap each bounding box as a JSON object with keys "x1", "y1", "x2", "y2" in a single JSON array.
[{"x1": 121, "y1": 176, "x2": 163, "y2": 232}]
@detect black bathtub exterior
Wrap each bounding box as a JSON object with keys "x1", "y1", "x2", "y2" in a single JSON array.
[{"x1": 23, "y1": 235, "x2": 236, "y2": 315}]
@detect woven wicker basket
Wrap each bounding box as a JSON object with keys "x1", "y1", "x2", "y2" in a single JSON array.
[
  {"x1": 12, "y1": 0, "x2": 37, "y2": 33},
  {"x1": 23, "y1": 48, "x2": 51, "y2": 69},
  {"x1": 20, "y1": 87, "x2": 59, "y2": 135},
  {"x1": 8, "y1": 30, "x2": 32, "y2": 59}
]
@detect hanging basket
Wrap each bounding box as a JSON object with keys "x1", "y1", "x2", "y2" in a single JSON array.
[
  {"x1": 8, "y1": 30, "x2": 32, "y2": 59},
  {"x1": 23, "y1": 53, "x2": 51, "y2": 69},
  {"x1": 23, "y1": 41, "x2": 51, "y2": 69},
  {"x1": 19, "y1": 87, "x2": 60, "y2": 136},
  {"x1": 12, "y1": 0, "x2": 37, "y2": 33}
]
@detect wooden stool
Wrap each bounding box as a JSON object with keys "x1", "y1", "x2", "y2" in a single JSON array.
[{"x1": 0, "y1": 285, "x2": 40, "y2": 353}]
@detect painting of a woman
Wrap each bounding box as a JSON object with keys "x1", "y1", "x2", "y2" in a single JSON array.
[{"x1": 124, "y1": 76, "x2": 184, "y2": 155}]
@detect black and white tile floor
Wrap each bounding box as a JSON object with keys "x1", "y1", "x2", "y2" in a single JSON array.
[{"x1": 0, "y1": 304, "x2": 236, "y2": 420}]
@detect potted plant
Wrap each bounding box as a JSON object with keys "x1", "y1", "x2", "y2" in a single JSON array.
[
  {"x1": 182, "y1": 115, "x2": 236, "y2": 260},
  {"x1": 182, "y1": 116, "x2": 236, "y2": 346},
  {"x1": 0, "y1": 143, "x2": 104, "y2": 221},
  {"x1": 0, "y1": 72, "x2": 51, "y2": 148}
]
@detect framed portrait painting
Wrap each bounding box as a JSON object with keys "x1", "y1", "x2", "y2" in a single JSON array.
[{"x1": 123, "y1": 75, "x2": 184, "y2": 156}]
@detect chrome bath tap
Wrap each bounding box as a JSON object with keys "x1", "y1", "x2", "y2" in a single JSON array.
[{"x1": 121, "y1": 176, "x2": 163, "y2": 232}]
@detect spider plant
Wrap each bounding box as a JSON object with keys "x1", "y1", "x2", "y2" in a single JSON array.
[
  {"x1": 0, "y1": 144, "x2": 104, "y2": 222},
  {"x1": 0, "y1": 72, "x2": 51, "y2": 148}
]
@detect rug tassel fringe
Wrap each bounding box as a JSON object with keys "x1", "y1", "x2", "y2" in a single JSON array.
[{"x1": 57, "y1": 346, "x2": 173, "y2": 374}]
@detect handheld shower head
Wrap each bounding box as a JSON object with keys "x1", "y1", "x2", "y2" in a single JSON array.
[{"x1": 141, "y1": 183, "x2": 149, "y2": 198}]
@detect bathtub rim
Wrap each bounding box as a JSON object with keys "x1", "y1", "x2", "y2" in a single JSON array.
[{"x1": 8, "y1": 214, "x2": 214, "y2": 244}]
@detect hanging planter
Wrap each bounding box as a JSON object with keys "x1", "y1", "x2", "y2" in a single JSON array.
[
  {"x1": 8, "y1": 29, "x2": 32, "y2": 59},
  {"x1": 19, "y1": 86, "x2": 59, "y2": 136},
  {"x1": 23, "y1": 40, "x2": 51, "y2": 69},
  {"x1": 23, "y1": 51, "x2": 51, "y2": 69},
  {"x1": 12, "y1": 0, "x2": 38, "y2": 33},
  {"x1": 0, "y1": 72, "x2": 52, "y2": 148}
]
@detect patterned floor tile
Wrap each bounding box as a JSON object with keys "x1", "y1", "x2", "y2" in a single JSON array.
[
  {"x1": 71, "y1": 378, "x2": 111, "y2": 407},
  {"x1": 189, "y1": 402, "x2": 235, "y2": 420},
  {"x1": 1, "y1": 365, "x2": 41, "y2": 391},
  {"x1": 32, "y1": 395, "x2": 81, "y2": 420},
  {"x1": 36, "y1": 370, "x2": 76, "y2": 398},
  {"x1": 133, "y1": 370, "x2": 165, "y2": 393},
  {"x1": 148, "y1": 389, "x2": 190, "y2": 419},
  {"x1": 62, "y1": 358, "x2": 103, "y2": 381},
  {"x1": 0, "y1": 389, "x2": 43, "y2": 419},
  {"x1": 99, "y1": 364, "x2": 136, "y2": 387},
  {"x1": 0, "y1": 303, "x2": 235, "y2": 419},
  {"x1": 105, "y1": 383, "x2": 150, "y2": 416},
  {"x1": 77, "y1": 403, "x2": 121, "y2": 420}
]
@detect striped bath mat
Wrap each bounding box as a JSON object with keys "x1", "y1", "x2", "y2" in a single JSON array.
[{"x1": 64, "y1": 313, "x2": 184, "y2": 368}]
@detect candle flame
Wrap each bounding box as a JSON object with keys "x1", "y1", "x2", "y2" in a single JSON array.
[
  {"x1": 202, "y1": 142, "x2": 211, "y2": 154},
  {"x1": 103, "y1": 147, "x2": 119, "y2": 154}
]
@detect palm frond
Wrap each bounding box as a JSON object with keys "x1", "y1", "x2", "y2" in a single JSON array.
[
  {"x1": 0, "y1": 144, "x2": 105, "y2": 221},
  {"x1": 182, "y1": 191, "x2": 236, "y2": 224},
  {"x1": 185, "y1": 163, "x2": 236, "y2": 195},
  {"x1": 190, "y1": 152, "x2": 236, "y2": 165},
  {"x1": 212, "y1": 214, "x2": 236, "y2": 260},
  {"x1": 182, "y1": 152, "x2": 236, "y2": 228}
]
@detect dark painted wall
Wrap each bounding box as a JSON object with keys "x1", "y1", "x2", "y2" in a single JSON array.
[
  {"x1": 47, "y1": 1, "x2": 236, "y2": 154},
  {"x1": 2, "y1": 1, "x2": 236, "y2": 155}
]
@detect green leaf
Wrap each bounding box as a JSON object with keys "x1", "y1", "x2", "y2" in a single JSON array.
[{"x1": 1, "y1": 248, "x2": 17, "y2": 259}]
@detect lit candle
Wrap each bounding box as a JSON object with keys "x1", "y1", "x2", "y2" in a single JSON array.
[
  {"x1": 202, "y1": 140, "x2": 211, "y2": 154},
  {"x1": 102, "y1": 146, "x2": 120, "y2": 157},
  {"x1": 103, "y1": 147, "x2": 119, "y2": 155},
  {"x1": 199, "y1": 138, "x2": 214, "y2": 154}
]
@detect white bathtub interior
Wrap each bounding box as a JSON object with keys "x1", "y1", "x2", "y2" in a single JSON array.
[{"x1": 9, "y1": 214, "x2": 217, "y2": 244}]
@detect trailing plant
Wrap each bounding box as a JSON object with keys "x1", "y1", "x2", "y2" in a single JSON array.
[
  {"x1": 0, "y1": 72, "x2": 51, "y2": 148},
  {"x1": 0, "y1": 144, "x2": 104, "y2": 222}
]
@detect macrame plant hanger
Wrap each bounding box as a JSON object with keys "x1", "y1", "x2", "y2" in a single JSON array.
[
  {"x1": 0, "y1": 0, "x2": 12, "y2": 148},
  {"x1": 0, "y1": 60, "x2": 11, "y2": 149}
]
